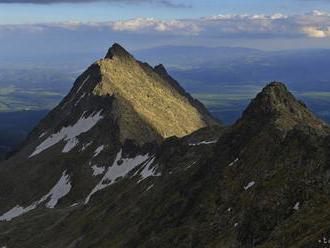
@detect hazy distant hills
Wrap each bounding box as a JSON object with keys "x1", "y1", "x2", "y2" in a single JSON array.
[
  {"x1": 135, "y1": 46, "x2": 330, "y2": 91},
  {"x1": 2, "y1": 45, "x2": 330, "y2": 97},
  {"x1": 134, "y1": 46, "x2": 262, "y2": 69},
  {"x1": 135, "y1": 46, "x2": 330, "y2": 124}
]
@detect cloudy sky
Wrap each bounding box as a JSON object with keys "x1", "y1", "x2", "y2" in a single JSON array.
[{"x1": 2, "y1": 0, "x2": 330, "y2": 58}]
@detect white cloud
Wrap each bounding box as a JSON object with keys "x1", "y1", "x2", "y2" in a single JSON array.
[
  {"x1": 2, "y1": 10, "x2": 330, "y2": 39},
  {"x1": 111, "y1": 18, "x2": 200, "y2": 35},
  {"x1": 310, "y1": 10, "x2": 330, "y2": 17},
  {"x1": 112, "y1": 18, "x2": 155, "y2": 31},
  {"x1": 205, "y1": 13, "x2": 288, "y2": 21},
  {"x1": 302, "y1": 26, "x2": 330, "y2": 37}
]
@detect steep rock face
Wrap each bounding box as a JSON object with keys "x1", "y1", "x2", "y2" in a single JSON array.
[
  {"x1": 236, "y1": 82, "x2": 327, "y2": 132},
  {"x1": 0, "y1": 49, "x2": 330, "y2": 248},
  {"x1": 153, "y1": 63, "x2": 217, "y2": 125},
  {"x1": 0, "y1": 43, "x2": 219, "y2": 221},
  {"x1": 209, "y1": 83, "x2": 330, "y2": 247},
  {"x1": 226, "y1": 82, "x2": 329, "y2": 161},
  {"x1": 95, "y1": 43, "x2": 217, "y2": 144},
  {"x1": 24, "y1": 43, "x2": 217, "y2": 148}
]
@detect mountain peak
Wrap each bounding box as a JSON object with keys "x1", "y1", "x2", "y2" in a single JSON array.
[
  {"x1": 262, "y1": 81, "x2": 288, "y2": 92},
  {"x1": 247, "y1": 81, "x2": 297, "y2": 115},
  {"x1": 154, "y1": 64, "x2": 168, "y2": 75},
  {"x1": 105, "y1": 43, "x2": 134, "y2": 60},
  {"x1": 237, "y1": 82, "x2": 327, "y2": 131},
  {"x1": 52, "y1": 43, "x2": 218, "y2": 146}
]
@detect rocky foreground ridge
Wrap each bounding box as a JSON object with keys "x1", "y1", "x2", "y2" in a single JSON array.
[{"x1": 0, "y1": 45, "x2": 329, "y2": 248}]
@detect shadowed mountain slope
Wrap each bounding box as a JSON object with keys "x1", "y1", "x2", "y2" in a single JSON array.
[
  {"x1": 0, "y1": 43, "x2": 219, "y2": 222},
  {"x1": 0, "y1": 46, "x2": 329, "y2": 248}
]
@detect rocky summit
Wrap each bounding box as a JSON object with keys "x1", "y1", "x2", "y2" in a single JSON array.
[{"x1": 0, "y1": 44, "x2": 330, "y2": 248}]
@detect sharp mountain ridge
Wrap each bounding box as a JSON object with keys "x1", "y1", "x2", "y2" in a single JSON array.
[{"x1": 0, "y1": 44, "x2": 329, "y2": 248}]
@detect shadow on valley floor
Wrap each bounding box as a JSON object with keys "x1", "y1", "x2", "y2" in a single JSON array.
[{"x1": 0, "y1": 110, "x2": 49, "y2": 160}]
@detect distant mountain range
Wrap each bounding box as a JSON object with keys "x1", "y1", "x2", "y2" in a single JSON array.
[
  {"x1": 0, "y1": 44, "x2": 330, "y2": 247},
  {"x1": 135, "y1": 46, "x2": 330, "y2": 124},
  {"x1": 135, "y1": 46, "x2": 330, "y2": 91}
]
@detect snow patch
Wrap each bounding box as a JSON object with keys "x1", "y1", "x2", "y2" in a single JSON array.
[
  {"x1": 91, "y1": 165, "x2": 106, "y2": 176},
  {"x1": 93, "y1": 145, "x2": 105, "y2": 157},
  {"x1": 40, "y1": 170, "x2": 72, "y2": 208},
  {"x1": 85, "y1": 150, "x2": 150, "y2": 204},
  {"x1": 82, "y1": 141, "x2": 92, "y2": 151},
  {"x1": 0, "y1": 204, "x2": 36, "y2": 221},
  {"x1": 293, "y1": 202, "x2": 300, "y2": 211},
  {"x1": 145, "y1": 184, "x2": 154, "y2": 191},
  {"x1": 0, "y1": 170, "x2": 71, "y2": 221},
  {"x1": 30, "y1": 111, "x2": 103, "y2": 157},
  {"x1": 137, "y1": 157, "x2": 160, "y2": 183},
  {"x1": 76, "y1": 75, "x2": 90, "y2": 94},
  {"x1": 244, "y1": 181, "x2": 255, "y2": 190},
  {"x1": 184, "y1": 161, "x2": 197, "y2": 170},
  {"x1": 62, "y1": 138, "x2": 79, "y2": 153},
  {"x1": 228, "y1": 158, "x2": 239, "y2": 167},
  {"x1": 74, "y1": 93, "x2": 86, "y2": 106},
  {"x1": 189, "y1": 140, "x2": 218, "y2": 146},
  {"x1": 39, "y1": 132, "x2": 47, "y2": 138}
]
